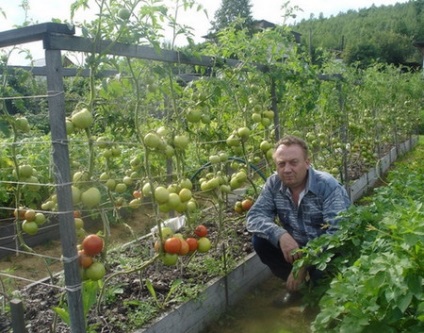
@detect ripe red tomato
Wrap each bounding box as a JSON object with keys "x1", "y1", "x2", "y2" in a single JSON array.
[
  {"x1": 194, "y1": 224, "x2": 208, "y2": 238},
  {"x1": 82, "y1": 234, "x2": 104, "y2": 256},
  {"x1": 241, "y1": 198, "x2": 254, "y2": 211},
  {"x1": 78, "y1": 250, "x2": 93, "y2": 268},
  {"x1": 133, "y1": 190, "x2": 142, "y2": 199},
  {"x1": 186, "y1": 237, "x2": 198, "y2": 252},
  {"x1": 179, "y1": 239, "x2": 190, "y2": 256},
  {"x1": 164, "y1": 237, "x2": 182, "y2": 254}
]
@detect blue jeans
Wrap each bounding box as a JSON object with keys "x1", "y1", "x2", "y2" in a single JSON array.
[{"x1": 252, "y1": 235, "x2": 323, "y2": 282}]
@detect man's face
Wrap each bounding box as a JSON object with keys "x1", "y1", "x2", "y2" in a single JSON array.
[{"x1": 274, "y1": 144, "x2": 310, "y2": 190}]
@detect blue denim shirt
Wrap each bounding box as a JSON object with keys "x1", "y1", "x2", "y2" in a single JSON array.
[{"x1": 246, "y1": 167, "x2": 351, "y2": 248}]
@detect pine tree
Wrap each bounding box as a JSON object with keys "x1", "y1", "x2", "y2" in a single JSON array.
[{"x1": 210, "y1": 0, "x2": 254, "y2": 33}]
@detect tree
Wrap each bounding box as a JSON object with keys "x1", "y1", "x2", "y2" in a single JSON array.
[{"x1": 210, "y1": 0, "x2": 254, "y2": 33}]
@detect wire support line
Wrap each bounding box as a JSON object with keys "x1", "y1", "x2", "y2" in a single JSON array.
[
  {"x1": 0, "y1": 272, "x2": 65, "y2": 290},
  {"x1": 0, "y1": 180, "x2": 73, "y2": 187},
  {"x1": 0, "y1": 91, "x2": 64, "y2": 101},
  {"x1": 0, "y1": 246, "x2": 62, "y2": 261}
]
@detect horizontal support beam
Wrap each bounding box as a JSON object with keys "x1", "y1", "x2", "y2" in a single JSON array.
[
  {"x1": 44, "y1": 33, "x2": 264, "y2": 70},
  {"x1": 0, "y1": 23, "x2": 75, "y2": 48}
]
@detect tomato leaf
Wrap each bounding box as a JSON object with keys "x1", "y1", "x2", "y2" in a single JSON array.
[{"x1": 52, "y1": 306, "x2": 70, "y2": 325}]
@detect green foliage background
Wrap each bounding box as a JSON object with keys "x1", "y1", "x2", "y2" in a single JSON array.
[{"x1": 293, "y1": 1, "x2": 424, "y2": 67}]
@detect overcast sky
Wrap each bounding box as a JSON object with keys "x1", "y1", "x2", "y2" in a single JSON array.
[{"x1": 0, "y1": 0, "x2": 409, "y2": 64}]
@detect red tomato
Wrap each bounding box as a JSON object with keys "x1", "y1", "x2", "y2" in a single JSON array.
[
  {"x1": 186, "y1": 237, "x2": 198, "y2": 252},
  {"x1": 82, "y1": 234, "x2": 104, "y2": 256},
  {"x1": 164, "y1": 237, "x2": 182, "y2": 254},
  {"x1": 78, "y1": 250, "x2": 93, "y2": 268},
  {"x1": 241, "y1": 199, "x2": 254, "y2": 211},
  {"x1": 194, "y1": 224, "x2": 208, "y2": 238},
  {"x1": 179, "y1": 239, "x2": 190, "y2": 256},
  {"x1": 133, "y1": 190, "x2": 142, "y2": 199}
]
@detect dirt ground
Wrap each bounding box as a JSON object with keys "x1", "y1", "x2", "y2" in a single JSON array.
[{"x1": 0, "y1": 208, "x2": 155, "y2": 289}]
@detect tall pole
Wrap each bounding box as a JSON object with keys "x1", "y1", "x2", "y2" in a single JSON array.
[{"x1": 45, "y1": 49, "x2": 86, "y2": 333}]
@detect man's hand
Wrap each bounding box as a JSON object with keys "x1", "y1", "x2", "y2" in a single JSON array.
[
  {"x1": 286, "y1": 266, "x2": 307, "y2": 292},
  {"x1": 279, "y1": 232, "x2": 301, "y2": 264}
]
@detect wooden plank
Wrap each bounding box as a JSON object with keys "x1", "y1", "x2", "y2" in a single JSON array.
[
  {"x1": 44, "y1": 34, "x2": 253, "y2": 69},
  {"x1": 0, "y1": 23, "x2": 74, "y2": 48},
  {"x1": 2, "y1": 66, "x2": 118, "y2": 77}
]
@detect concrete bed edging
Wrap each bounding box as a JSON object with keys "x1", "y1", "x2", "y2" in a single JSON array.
[{"x1": 136, "y1": 252, "x2": 272, "y2": 333}]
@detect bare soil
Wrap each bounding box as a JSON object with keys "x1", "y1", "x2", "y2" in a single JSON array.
[{"x1": 0, "y1": 208, "x2": 154, "y2": 290}]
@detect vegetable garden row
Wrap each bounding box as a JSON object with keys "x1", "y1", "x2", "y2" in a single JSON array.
[{"x1": 0, "y1": 7, "x2": 422, "y2": 332}]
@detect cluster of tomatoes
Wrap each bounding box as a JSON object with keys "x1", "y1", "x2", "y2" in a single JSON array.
[
  {"x1": 14, "y1": 207, "x2": 47, "y2": 236},
  {"x1": 78, "y1": 234, "x2": 106, "y2": 281},
  {"x1": 154, "y1": 224, "x2": 211, "y2": 266},
  {"x1": 234, "y1": 198, "x2": 254, "y2": 214}
]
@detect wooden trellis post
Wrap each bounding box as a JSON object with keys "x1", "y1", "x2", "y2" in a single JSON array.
[{"x1": 44, "y1": 48, "x2": 86, "y2": 333}]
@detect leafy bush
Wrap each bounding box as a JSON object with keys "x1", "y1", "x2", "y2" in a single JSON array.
[{"x1": 298, "y1": 138, "x2": 424, "y2": 332}]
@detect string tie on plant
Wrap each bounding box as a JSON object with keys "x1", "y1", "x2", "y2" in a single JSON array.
[
  {"x1": 65, "y1": 283, "x2": 82, "y2": 292},
  {"x1": 61, "y1": 254, "x2": 79, "y2": 264}
]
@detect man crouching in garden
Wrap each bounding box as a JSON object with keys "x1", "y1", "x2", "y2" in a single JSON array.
[{"x1": 246, "y1": 135, "x2": 351, "y2": 307}]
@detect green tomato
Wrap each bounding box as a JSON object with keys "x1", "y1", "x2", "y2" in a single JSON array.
[
  {"x1": 34, "y1": 212, "x2": 47, "y2": 226},
  {"x1": 85, "y1": 262, "x2": 106, "y2": 281},
  {"x1": 72, "y1": 186, "x2": 81, "y2": 205},
  {"x1": 144, "y1": 132, "x2": 161, "y2": 149},
  {"x1": 81, "y1": 187, "x2": 101, "y2": 208},
  {"x1": 117, "y1": 7, "x2": 131, "y2": 20},
  {"x1": 197, "y1": 237, "x2": 211, "y2": 253},
  {"x1": 18, "y1": 164, "x2": 34, "y2": 178},
  {"x1": 178, "y1": 188, "x2": 192, "y2": 202},
  {"x1": 173, "y1": 135, "x2": 189, "y2": 150},
  {"x1": 22, "y1": 220, "x2": 39, "y2": 235},
  {"x1": 15, "y1": 117, "x2": 30, "y2": 132},
  {"x1": 114, "y1": 183, "x2": 127, "y2": 194},
  {"x1": 162, "y1": 253, "x2": 178, "y2": 266},
  {"x1": 154, "y1": 186, "x2": 169, "y2": 204},
  {"x1": 71, "y1": 108, "x2": 94, "y2": 129},
  {"x1": 237, "y1": 127, "x2": 250, "y2": 140}
]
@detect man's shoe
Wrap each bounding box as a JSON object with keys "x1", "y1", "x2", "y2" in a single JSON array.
[{"x1": 272, "y1": 291, "x2": 302, "y2": 308}]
